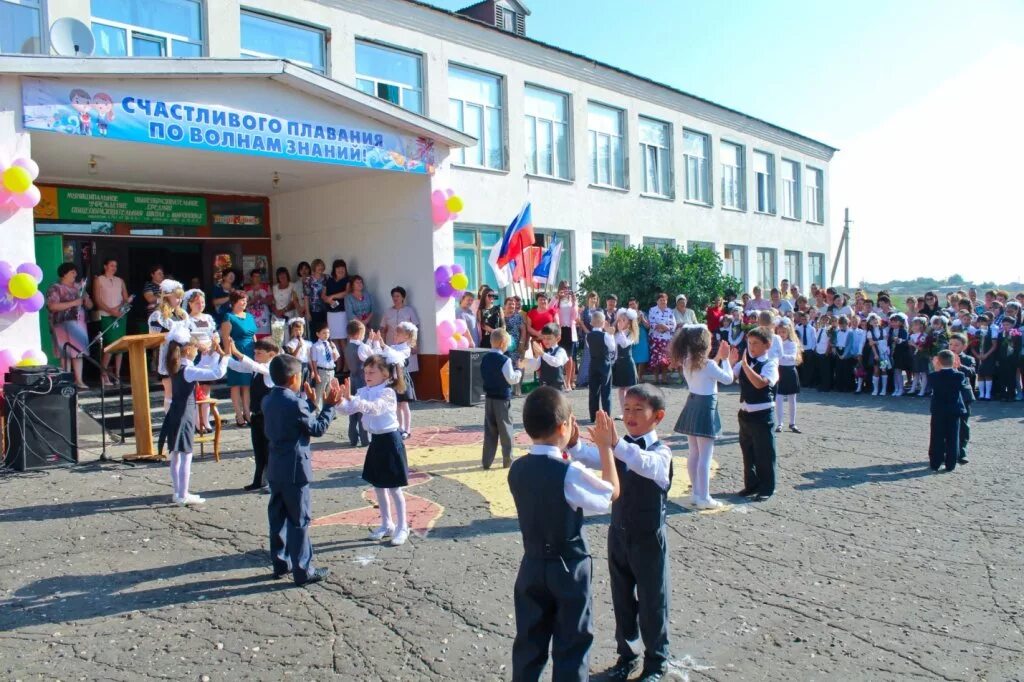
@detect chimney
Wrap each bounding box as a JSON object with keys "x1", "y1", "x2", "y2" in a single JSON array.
[{"x1": 456, "y1": 1, "x2": 530, "y2": 37}]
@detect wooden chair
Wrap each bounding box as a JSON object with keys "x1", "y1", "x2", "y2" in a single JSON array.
[{"x1": 195, "y1": 398, "x2": 222, "y2": 461}]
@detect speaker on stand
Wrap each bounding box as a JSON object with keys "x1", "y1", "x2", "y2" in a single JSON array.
[
  {"x1": 2, "y1": 366, "x2": 79, "y2": 471},
  {"x1": 448, "y1": 349, "x2": 489, "y2": 407}
]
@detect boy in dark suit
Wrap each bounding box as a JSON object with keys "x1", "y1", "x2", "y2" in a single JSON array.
[
  {"x1": 480, "y1": 328, "x2": 523, "y2": 469},
  {"x1": 525, "y1": 323, "x2": 569, "y2": 389},
  {"x1": 585, "y1": 310, "x2": 616, "y2": 423},
  {"x1": 508, "y1": 387, "x2": 619, "y2": 682},
  {"x1": 927, "y1": 349, "x2": 970, "y2": 472},
  {"x1": 948, "y1": 334, "x2": 976, "y2": 465},
  {"x1": 263, "y1": 355, "x2": 341, "y2": 586}
]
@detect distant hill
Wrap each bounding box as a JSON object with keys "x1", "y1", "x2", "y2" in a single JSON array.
[{"x1": 856, "y1": 275, "x2": 1024, "y2": 296}]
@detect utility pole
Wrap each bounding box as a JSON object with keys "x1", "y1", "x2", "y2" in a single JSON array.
[{"x1": 830, "y1": 208, "x2": 851, "y2": 288}]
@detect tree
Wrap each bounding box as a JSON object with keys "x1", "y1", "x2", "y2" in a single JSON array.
[
  {"x1": 578, "y1": 245, "x2": 740, "y2": 320},
  {"x1": 947, "y1": 273, "x2": 965, "y2": 285}
]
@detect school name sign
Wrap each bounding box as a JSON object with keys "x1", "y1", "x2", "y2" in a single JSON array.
[{"x1": 21, "y1": 77, "x2": 437, "y2": 175}]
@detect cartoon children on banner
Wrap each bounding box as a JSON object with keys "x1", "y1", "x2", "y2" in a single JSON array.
[{"x1": 64, "y1": 89, "x2": 115, "y2": 137}]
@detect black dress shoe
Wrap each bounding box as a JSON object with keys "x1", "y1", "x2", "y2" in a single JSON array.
[
  {"x1": 958, "y1": 457, "x2": 968, "y2": 464},
  {"x1": 637, "y1": 666, "x2": 669, "y2": 682},
  {"x1": 604, "y1": 656, "x2": 641, "y2": 680},
  {"x1": 295, "y1": 567, "x2": 330, "y2": 587},
  {"x1": 243, "y1": 482, "x2": 262, "y2": 491},
  {"x1": 736, "y1": 488, "x2": 757, "y2": 497},
  {"x1": 754, "y1": 493, "x2": 773, "y2": 502},
  {"x1": 272, "y1": 567, "x2": 290, "y2": 580}
]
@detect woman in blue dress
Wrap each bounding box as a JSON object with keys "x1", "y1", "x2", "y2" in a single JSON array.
[
  {"x1": 219, "y1": 290, "x2": 258, "y2": 426},
  {"x1": 629, "y1": 297, "x2": 651, "y2": 382}
]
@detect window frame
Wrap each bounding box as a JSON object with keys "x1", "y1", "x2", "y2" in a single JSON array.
[
  {"x1": 781, "y1": 158, "x2": 801, "y2": 220},
  {"x1": 523, "y1": 83, "x2": 571, "y2": 181},
  {"x1": 808, "y1": 252, "x2": 826, "y2": 287},
  {"x1": 643, "y1": 237, "x2": 675, "y2": 249},
  {"x1": 683, "y1": 128, "x2": 712, "y2": 206},
  {"x1": 720, "y1": 139, "x2": 746, "y2": 210},
  {"x1": 723, "y1": 244, "x2": 747, "y2": 290},
  {"x1": 688, "y1": 240, "x2": 715, "y2": 254},
  {"x1": 498, "y1": 6, "x2": 516, "y2": 32},
  {"x1": 591, "y1": 232, "x2": 628, "y2": 267},
  {"x1": 637, "y1": 115, "x2": 673, "y2": 198},
  {"x1": 90, "y1": 0, "x2": 204, "y2": 57},
  {"x1": 454, "y1": 224, "x2": 504, "y2": 294},
  {"x1": 1, "y1": 0, "x2": 46, "y2": 55},
  {"x1": 354, "y1": 39, "x2": 425, "y2": 114},
  {"x1": 805, "y1": 165, "x2": 824, "y2": 224},
  {"x1": 448, "y1": 63, "x2": 507, "y2": 171},
  {"x1": 756, "y1": 247, "x2": 778, "y2": 291},
  {"x1": 753, "y1": 149, "x2": 776, "y2": 215},
  {"x1": 784, "y1": 250, "x2": 803, "y2": 289},
  {"x1": 239, "y1": 8, "x2": 327, "y2": 75},
  {"x1": 587, "y1": 100, "x2": 627, "y2": 190}
]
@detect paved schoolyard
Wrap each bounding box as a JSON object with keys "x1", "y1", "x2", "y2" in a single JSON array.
[{"x1": 1, "y1": 384, "x2": 1022, "y2": 681}]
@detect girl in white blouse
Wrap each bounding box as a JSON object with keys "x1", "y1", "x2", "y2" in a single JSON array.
[
  {"x1": 671, "y1": 325, "x2": 734, "y2": 509},
  {"x1": 611, "y1": 309, "x2": 640, "y2": 417},
  {"x1": 774, "y1": 319, "x2": 804, "y2": 433}
]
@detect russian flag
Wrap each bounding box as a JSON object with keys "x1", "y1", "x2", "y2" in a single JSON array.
[
  {"x1": 532, "y1": 238, "x2": 563, "y2": 286},
  {"x1": 495, "y1": 202, "x2": 535, "y2": 268}
]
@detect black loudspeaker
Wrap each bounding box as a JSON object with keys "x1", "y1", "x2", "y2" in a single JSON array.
[
  {"x1": 448, "y1": 348, "x2": 489, "y2": 406},
  {"x1": 3, "y1": 367, "x2": 79, "y2": 471}
]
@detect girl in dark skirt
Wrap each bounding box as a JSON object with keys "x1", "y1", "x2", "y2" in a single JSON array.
[
  {"x1": 672, "y1": 324, "x2": 734, "y2": 509},
  {"x1": 338, "y1": 352, "x2": 411, "y2": 546},
  {"x1": 380, "y1": 322, "x2": 418, "y2": 439},
  {"x1": 774, "y1": 319, "x2": 803, "y2": 433},
  {"x1": 157, "y1": 325, "x2": 229, "y2": 506},
  {"x1": 611, "y1": 309, "x2": 640, "y2": 417},
  {"x1": 889, "y1": 313, "x2": 912, "y2": 396},
  {"x1": 972, "y1": 314, "x2": 997, "y2": 400}
]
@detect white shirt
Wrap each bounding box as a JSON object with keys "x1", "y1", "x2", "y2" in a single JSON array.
[
  {"x1": 285, "y1": 337, "x2": 311, "y2": 363},
  {"x1": 814, "y1": 327, "x2": 831, "y2": 355},
  {"x1": 228, "y1": 355, "x2": 273, "y2": 388},
  {"x1": 181, "y1": 354, "x2": 229, "y2": 383},
  {"x1": 497, "y1": 355, "x2": 523, "y2": 386},
  {"x1": 310, "y1": 338, "x2": 338, "y2": 368},
  {"x1": 615, "y1": 331, "x2": 635, "y2": 350},
  {"x1": 852, "y1": 328, "x2": 867, "y2": 355},
  {"x1": 648, "y1": 306, "x2": 677, "y2": 341},
  {"x1": 525, "y1": 345, "x2": 569, "y2": 372},
  {"x1": 796, "y1": 323, "x2": 816, "y2": 349},
  {"x1": 590, "y1": 330, "x2": 617, "y2": 355},
  {"x1": 835, "y1": 329, "x2": 850, "y2": 356},
  {"x1": 339, "y1": 382, "x2": 399, "y2": 435},
  {"x1": 767, "y1": 332, "x2": 783, "y2": 361},
  {"x1": 681, "y1": 358, "x2": 733, "y2": 396},
  {"x1": 733, "y1": 352, "x2": 780, "y2": 412},
  {"x1": 779, "y1": 340, "x2": 800, "y2": 367},
  {"x1": 528, "y1": 444, "x2": 614, "y2": 514},
  {"x1": 569, "y1": 430, "x2": 672, "y2": 491}
]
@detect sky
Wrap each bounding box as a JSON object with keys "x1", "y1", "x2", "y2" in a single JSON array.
[{"x1": 423, "y1": 0, "x2": 1024, "y2": 285}]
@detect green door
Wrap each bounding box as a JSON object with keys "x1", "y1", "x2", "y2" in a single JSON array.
[{"x1": 34, "y1": 234, "x2": 64, "y2": 364}]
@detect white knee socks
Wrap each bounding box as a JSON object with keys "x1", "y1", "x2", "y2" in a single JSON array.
[
  {"x1": 881, "y1": 375, "x2": 888, "y2": 395},
  {"x1": 374, "y1": 487, "x2": 394, "y2": 531},
  {"x1": 398, "y1": 403, "x2": 412, "y2": 434},
  {"x1": 388, "y1": 487, "x2": 408, "y2": 532},
  {"x1": 169, "y1": 451, "x2": 194, "y2": 499},
  {"x1": 872, "y1": 376, "x2": 880, "y2": 395},
  {"x1": 787, "y1": 395, "x2": 797, "y2": 427},
  {"x1": 775, "y1": 395, "x2": 798, "y2": 427},
  {"x1": 687, "y1": 436, "x2": 715, "y2": 503}
]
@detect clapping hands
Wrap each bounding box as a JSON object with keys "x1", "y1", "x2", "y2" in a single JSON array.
[
  {"x1": 715, "y1": 340, "x2": 731, "y2": 361},
  {"x1": 322, "y1": 378, "x2": 343, "y2": 407},
  {"x1": 587, "y1": 411, "x2": 618, "y2": 451}
]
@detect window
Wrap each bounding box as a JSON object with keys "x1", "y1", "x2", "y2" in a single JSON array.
[
  {"x1": 643, "y1": 237, "x2": 675, "y2": 249},
  {"x1": 639, "y1": 117, "x2": 672, "y2": 197},
  {"x1": 91, "y1": 0, "x2": 203, "y2": 57},
  {"x1": 808, "y1": 253, "x2": 826, "y2": 287},
  {"x1": 587, "y1": 102, "x2": 626, "y2": 189},
  {"x1": 781, "y1": 159, "x2": 801, "y2": 219},
  {"x1": 0, "y1": 0, "x2": 43, "y2": 54},
  {"x1": 534, "y1": 229, "x2": 573, "y2": 286},
  {"x1": 806, "y1": 166, "x2": 824, "y2": 223},
  {"x1": 753, "y1": 151, "x2": 775, "y2": 214},
  {"x1": 688, "y1": 241, "x2": 715, "y2": 254},
  {"x1": 524, "y1": 85, "x2": 570, "y2": 180},
  {"x1": 449, "y1": 65, "x2": 505, "y2": 170},
  {"x1": 756, "y1": 248, "x2": 777, "y2": 291},
  {"x1": 498, "y1": 7, "x2": 516, "y2": 32},
  {"x1": 454, "y1": 226, "x2": 503, "y2": 293},
  {"x1": 720, "y1": 141, "x2": 745, "y2": 209},
  {"x1": 723, "y1": 245, "x2": 747, "y2": 289},
  {"x1": 683, "y1": 130, "x2": 711, "y2": 204},
  {"x1": 355, "y1": 41, "x2": 423, "y2": 114},
  {"x1": 240, "y1": 10, "x2": 326, "y2": 74},
  {"x1": 591, "y1": 233, "x2": 627, "y2": 267},
  {"x1": 784, "y1": 251, "x2": 803, "y2": 289}
]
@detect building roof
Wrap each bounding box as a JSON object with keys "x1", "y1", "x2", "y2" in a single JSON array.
[
  {"x1": 0, "y1": 55, "x2": 477, "y2": 149},
  {"x1": 458, "y1": 0, "x2": 531, "y2": 15},
  {"x1": 405, "y1": 0, "x2": 837, "y2": 155}
]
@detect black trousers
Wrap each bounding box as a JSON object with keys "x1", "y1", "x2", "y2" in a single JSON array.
[
  {"x1": 249, "y1": 413, "x2": 269, "y2": 487},
  {"x1": 959, "y1": 411, "x2": 971, "y2": 460},
  {"x1": 817, "y1": 353, "x2": 834, "y2": 392},
  {"x1": 588, "y1": 371, "x2": 612, "y2": 421},
  {"x1": 608, "y1": 526, "x2": 670, "y2": 669},
  {"x1": 512, "y1": 556, "x2": 593, "y2": 682},
  {"x1": 738, "y1": 409, "x2": 776, "y2": 495},
  {"x1": 267, "y1": 482, "x2": 315, "y2": 583},
  {"x1": 800, "y1": 351, "x2": 818, "y2": 388},
  {"x1": 835, "y1": 356, "x2": 855, "y2": 392},
  {"x1": 928, "y1": 413, "x2": 961, "y2": 471},
  {"x1": 348, "y1": 414, "x2": 369, "y2": 448}
]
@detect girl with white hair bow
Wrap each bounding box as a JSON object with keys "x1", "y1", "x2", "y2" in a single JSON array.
[
  {"x1": 149, "y1": 279, "x2": 189, "y2": 414},
  {"x1": 611, "y1": 308, "x2": 640, "y2": 417}
]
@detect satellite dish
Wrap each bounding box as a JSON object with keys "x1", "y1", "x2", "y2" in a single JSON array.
[{"x1": 50, "y1": 18, "x2": 95, "y2": 57}]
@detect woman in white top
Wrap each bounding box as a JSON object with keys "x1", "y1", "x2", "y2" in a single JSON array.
[
  {"x1": 184, "y1": 288, "x2": 219, "y2": 432},
  {"x1": 647, "y1": 293, "x2": 677, "y2": 385},
  {"x1": 774, "y1": 318, "x2": 803, "y2": 433},
  {"x1": 671, "y1": 325, "x2": 734, "y2": 509},
  {"x1": 271, "y1": 267, "x2": 299, "y2": 325}
]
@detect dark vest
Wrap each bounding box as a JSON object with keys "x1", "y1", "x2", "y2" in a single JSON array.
[
  {"x1": 538, "y1": 347, "x2": 565, "y2": 387},
  {"x1": 508, "y1": 454, "x2": 588, "y2": 561},
  {"x1": 250, "y1": 370, "x2": 272, "y2": 414},
  {"x1": 587, "y1": 330, "x2": 614, "y2": 375},
  {"x1": 738, "y1": 356, "x2": 775, "y2": 406},
  {"x1": 481, "y1": 350, "x2": 512, "y2": 400},
  {"x1": 344, "y1": 341, "x2": 365, "y2": 389},
  {"x1": 610, "y1": 438, "x2": 672, "y2": 533}
]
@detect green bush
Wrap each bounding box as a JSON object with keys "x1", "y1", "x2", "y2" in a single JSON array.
[{"x1": 579, "y1": 245, "x2": 740, "y2": 320}]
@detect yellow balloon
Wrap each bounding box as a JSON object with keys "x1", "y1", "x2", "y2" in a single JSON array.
[
  {"x1": 2, "y1": 166, "x2": 32, "y2": 194},
  {"x1": 8, "y1": 272, "x2": 37, "y2": 299},
  {"x1": 445, "y1": 195, "x2": 464, "y2": 214},
  {"x1": 16, "y1": 357, "x2": 41, "y2": 367},
  {"x1": 450, "y1": 272, "x2": 469, "y2": 291}
]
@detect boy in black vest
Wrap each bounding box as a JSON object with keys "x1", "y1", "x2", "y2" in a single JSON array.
[
  {"x1": 569, "y1": 384, "x2": 674, "y2": 681},
  {"x1": 508, "y1": 388, "x2": 619, "y2": 682},
  {"x1": 948, "y1": 333, "x2": 976, "y2": 465},
  {"x1": 733, "y1": 328, "x2": 780, "y2": 501},
  {"x1": 481, "y1": 328, "x2": 524, "y2": 469},
  {"x1": 526, "y1": 322, "x2": 569, "y2": 389},
  {"x1": 227, "y1": 338, "x2": 280, "y2": 493},
  {"x1": 927, "y1": 349, "x2": 971, "y2": 472},
  {"x1": 586, "y1": 310, "x2": 616, "y2": 423}
]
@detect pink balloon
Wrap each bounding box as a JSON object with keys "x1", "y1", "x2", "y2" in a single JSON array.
[
  {"x1": 12, "y1": 157, "x2": 40, "y2": 179},
  {"x1": 17, "y1": 262, "x2": 43, "y2": 281},
  {"x1": 0, "y1": 348, "x2": 14, "y2": 371},
  {"x1": 438, "y1": 319, "x2": 456, "y2": 337},
  {"x1": 20, "y1": 291, "x2": 44, "y2": 313},
  {"x1": 12, "y1": 184, "x2": 41, "y2": 208},
  {"x1": 0, "y1": 261, "x2": 14, "y2": 281},
  {"x1": 0, "y1": 188, "x2": 12, "y2": 205}
]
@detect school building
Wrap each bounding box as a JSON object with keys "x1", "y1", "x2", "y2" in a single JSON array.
[{"x1": 0, "y1": 0, "x2": 836, "y2": 397}]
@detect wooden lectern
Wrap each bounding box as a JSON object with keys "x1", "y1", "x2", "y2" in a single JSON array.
[{"x1": 105, "y1": 332, "x2": 166, "y2": 461}]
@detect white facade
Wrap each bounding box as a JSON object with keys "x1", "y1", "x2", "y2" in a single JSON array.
[{"x1": 2, "y1": 0, "x2": 835, "y2": 293}]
